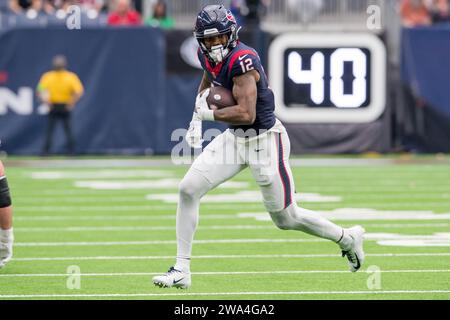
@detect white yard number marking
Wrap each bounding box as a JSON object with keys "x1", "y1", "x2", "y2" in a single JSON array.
[
  {"x1": 288, "y1": 48, "x2": 368, "y2": 108},
  {"x1": 240, "y1": 58, "x2": 254, "y2": 73}
]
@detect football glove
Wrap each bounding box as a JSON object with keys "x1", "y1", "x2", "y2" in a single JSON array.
[
  {"x1": 185, "y1": 113, "x2": 203, "y2": 149},
  {"x1": 195, "y1": 89, "x2": 215, "y2": 121}
]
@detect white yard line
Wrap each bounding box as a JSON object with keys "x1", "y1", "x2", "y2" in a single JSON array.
[
  {"x1": 146, "y1": 191, "x2": 342, "y2": 204},
  {"x1": 30, "y1": 170, "x2": 174, "y2": 179},
  {"x1": 1, "y1": 290, "x2": 450, "y2": 299},
  {"x1": 16, "y1": 198, "x2": 165, "y2": 204},
  {"x1": 14, "y1": 201, "x2": 450, "y2": 213},
  {"x1": 15, "y1": 225, "x2": 275, "y2": 232},
  {"x1": 13, "y1": 233, "x2": 450, "y2": 247},
  {"x1": 17, "y1": 206, "x2": 181, "y2": 212},
  {"x1": 1, "y1": 270, "x2": 449, "y2": 278},
  {"x1": 75, "y1": 180, "x2": 249, "y2": 190},
  {"x1": 240, "y1": 210, "x2": 450, "y2": 221},
  {"x1": 14, "y1": 223, "x2": 450, "y2": 232},
  {"x1": 12, "y1": 252, "x2": 450, "y2": 262},
  {"x1": 6, "y1": 158, "x2": 404, "y2": 168},
  {"x1": 14, "y1": 215, "x2": 237, "y2": 221},
  {"x1": 13, "y1": 188, "x2": 450, "y2": 198},
  {"x1": 14, "y1": 208, "x2": 450, "y2": 221},
  {"x1": 15, "y1": 204, "x2": 267, "y2": 213},
  {"x1": 360, "y1": 223, "x2": 449, "y2": 228},
  {"x1": 13, "y1": 239, "x2": 328, "y2": 247}
]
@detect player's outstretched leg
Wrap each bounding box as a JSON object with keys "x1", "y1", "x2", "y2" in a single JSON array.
[
  {"x1": 251, "y1": 129, "x2": 365, "y2": 272},
  {"x1": 0, "y1": 161, "x2": 14, "y2": 269},
  {"x1": 270, "y1": 205, "x2": 365, "y2": 272}
]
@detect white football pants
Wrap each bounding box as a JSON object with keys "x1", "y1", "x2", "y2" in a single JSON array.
[{"x1": 175, "y1": 120, "x2": 348, "y2": 267}]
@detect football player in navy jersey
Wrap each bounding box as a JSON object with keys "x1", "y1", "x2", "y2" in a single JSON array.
[{"x1": 153, "y1": 5, "x2": 365, "y2": 289}]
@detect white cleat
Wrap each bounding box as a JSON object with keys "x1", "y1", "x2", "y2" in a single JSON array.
[
  {"x1": 341, "y1": 226, "x2": 365, "y2": 273},
  {"x1": 152, "y1": 267, "x2": 191, "y2": 289},
  {"x1": 0, "y1": 239, "x2": 13, "y2": 269}
]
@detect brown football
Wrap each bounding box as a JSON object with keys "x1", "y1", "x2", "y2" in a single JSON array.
[{"x1": 206, "y1": 86, "x2": 237, "y2": 110}]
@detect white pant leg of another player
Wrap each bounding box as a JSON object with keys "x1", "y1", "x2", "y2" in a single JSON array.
[{"x1": 175, "y1": 131, "x2": 246, "y2": 272}]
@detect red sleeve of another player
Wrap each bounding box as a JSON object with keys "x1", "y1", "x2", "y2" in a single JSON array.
[{"x1": 228, "y1": 50, "x2": 259, "y2": 79}]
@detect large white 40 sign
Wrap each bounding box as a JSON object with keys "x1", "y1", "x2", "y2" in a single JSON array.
[
  {"x1": 269, "y1": 33, "x2": 386, "y2": 123},
  {"x1": 288, "y1": 49, "x2": 367, "y2": 108}
]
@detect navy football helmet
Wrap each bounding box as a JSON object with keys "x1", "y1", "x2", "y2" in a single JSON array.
[{"x1": 194, "y1": 4, "x2": 239, "y2": 64}]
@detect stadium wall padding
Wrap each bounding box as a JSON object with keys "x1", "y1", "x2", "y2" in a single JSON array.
[
  {"x1": 0, "y1": 27, "x2": 169, "y2": 155},
  {"x1": 0, "y1": 27, "x2": 228, "y2": 155},
  {"x1": 400, "y1": 25, "x2": 450, "y2": 152},
  {"x1": 3, "y1": 27, "x2": 447, "y2": 154}
]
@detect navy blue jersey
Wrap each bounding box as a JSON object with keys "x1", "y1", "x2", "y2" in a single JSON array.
[{"x1": 197, "y1": 42, "x2": 276, "y2": 132}]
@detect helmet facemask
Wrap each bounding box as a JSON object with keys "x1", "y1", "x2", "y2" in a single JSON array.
[
  {"x1": 196, "y1": 23, "x2": 238, "y2": 65},
  {"x1": 200, "y1": 31, "x2": 230, "y2": 64},
  {"x1": 208, "y1": 44, "x2": 229, "y2": 64}
]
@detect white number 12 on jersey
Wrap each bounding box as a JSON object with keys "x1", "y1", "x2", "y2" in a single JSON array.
[{"x1": 240, "y1": 58, "x2": 254, "y2": 73}]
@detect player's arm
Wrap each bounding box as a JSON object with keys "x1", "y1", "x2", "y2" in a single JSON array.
[
  {"x1": 212, "y1": 70, "x2": 260, "y2": 125},
  {"x1": 198, "y1": 71, "x2": 212, "y2": 94}
]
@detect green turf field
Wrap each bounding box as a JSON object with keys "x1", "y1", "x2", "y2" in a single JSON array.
[{"x1": 0, "y1": 156, "x2": 449, "y2": 300}]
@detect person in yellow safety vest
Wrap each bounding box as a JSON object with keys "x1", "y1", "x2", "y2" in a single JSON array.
[{"x1": 37, "y1": 55, "x2": 84, "y2": 155}]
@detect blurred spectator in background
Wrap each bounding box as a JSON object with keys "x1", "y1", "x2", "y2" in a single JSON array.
[
  {"x1": 37, "y1": 55, "x2": 84, "y2": 156},
  {"x1": 229, "y1": 0, "x2": 270, "y2": 28},
  {"x1": 245, "y1": 0, "x2": 269, "y2": 27},
  {"x1": 287, "y1": 0, "x2": 324, "y2": 24},
  {"x1": 145, "y1": 0, "x2": 174, "y2": 29},
  {"x1": 230, "y1": 0, "x2": 270, "y2": 61},
  {"x1": 428, "y1": 0, "x2": 449, "y2": 23},
  {"x1": 26, "y1": 0, "x2": 55, "y2": 16},
  {"x1": 5, "y1": 0, "x2": 35, "y2": 13},
  {"x1": 76, "y1": 0, "x2": 106, "y2": 19},
  {"x1": 51, "y1": 0, "x2": 74, "y2": 20},
  {"x1": 76, "y1": 0, "x2": 106, "y2": 21},
  {"x1": 7, "y1": 0, "x2": 23, "y2": 13},
  {"x1": 131, "y1": 0, "x2": 141, "y2": 14},
  {"x1": 49, "y1": 0, "x2": 64, "y2": 10},
  {"x1": 400, "y1": 0, "x2": 432, "y2": 27},
  {"x1": 77, "y1": 0, "x2": 105, "y2": 12},
  {"x1": 230, "y1": 0, "x2": 247, "y2": 26},
  {"x1": 107, "y1": 0, "x2": 141, "y2": 26}
]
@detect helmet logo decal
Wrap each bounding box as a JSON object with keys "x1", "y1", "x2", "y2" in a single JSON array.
[{"x1": 226, "y1": 12, "x2": 236, "y2": 23}]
